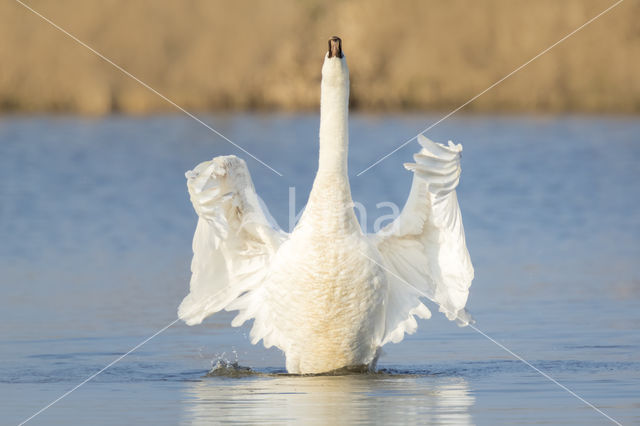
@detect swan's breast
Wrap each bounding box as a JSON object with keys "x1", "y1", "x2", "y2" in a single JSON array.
[{"x1": 265, "y1": 230, "x2": 387, "y2": 373}]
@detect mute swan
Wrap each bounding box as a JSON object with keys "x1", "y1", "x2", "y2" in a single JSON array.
[{"x1": 178, "y1": 37, "x2": 474, "y2": 374}]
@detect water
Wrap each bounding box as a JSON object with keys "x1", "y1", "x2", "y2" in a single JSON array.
[{"x1": 1, "y1": 114, "x2": 638, "y2": 425}]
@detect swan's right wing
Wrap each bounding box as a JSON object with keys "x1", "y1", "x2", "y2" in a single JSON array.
[
  {"x1": 178, "y1": 155, "x2": 287, "y2": 326},
  {"x1": 372, "y1": 135, "x2": 474, "y2": 345}
]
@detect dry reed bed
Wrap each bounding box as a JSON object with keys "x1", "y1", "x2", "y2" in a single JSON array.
[{"x1": 0, "y1": 0, "x2": 638, "y2": 114}]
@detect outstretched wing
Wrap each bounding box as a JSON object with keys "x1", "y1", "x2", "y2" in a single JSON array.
[
  {"x1": 178, "y1": 155, "x2": 287, "y2": 326},
  {"x1": 372, "y1": 135, "x2": 474, "y2": 345}
]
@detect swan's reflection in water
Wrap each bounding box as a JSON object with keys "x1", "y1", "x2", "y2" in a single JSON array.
[{"x1": 183, "y1": 371, "x2": 474, "y2": 425}]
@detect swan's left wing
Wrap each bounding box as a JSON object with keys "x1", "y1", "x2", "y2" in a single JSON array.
[
  {"x1": 178, "y1": 155, "x2": 287, "y2": 327},
  {"x1": 371, "y1": 135, "x2": 474, "y2": 345}
]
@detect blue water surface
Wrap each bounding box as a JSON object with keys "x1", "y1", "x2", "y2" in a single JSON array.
[{"x1": 0, "y1": 114, "x2": 639, "y2": 425}]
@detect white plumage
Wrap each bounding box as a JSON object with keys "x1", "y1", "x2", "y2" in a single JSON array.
[{"x1": 178, "y1": 39, "x2": 474, "y2": 374}]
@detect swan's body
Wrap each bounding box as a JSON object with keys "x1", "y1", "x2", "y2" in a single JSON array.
[{"x1": 179, "y1": 38, "x2": 473, "y2": 374}]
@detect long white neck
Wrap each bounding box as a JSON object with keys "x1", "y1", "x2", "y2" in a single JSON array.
[
  {"x1": 318, "y1": 54, "x2": 349, "y2": 176},
  {"x1": 299, "y1": 51, "x2": 358, "y2": 235}
]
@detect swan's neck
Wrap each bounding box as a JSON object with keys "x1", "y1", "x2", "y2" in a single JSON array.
[
  {"x1": 318, "y1": 56, "x2": 349, "y2": 177},
  {"x1": 295, "y1": 46, "x2": 361, "y2": 235},
  {"x1": 300, "y1": 55, "x2": 358, "y2": 233}
]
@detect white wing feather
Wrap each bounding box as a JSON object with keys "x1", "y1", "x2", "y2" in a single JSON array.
[
  {"x1": 178, "y1": 155, "x2": 286, "y2": 330},
  {"x1": 373, "y1": 135, "x2": 474, "y2": 345}
]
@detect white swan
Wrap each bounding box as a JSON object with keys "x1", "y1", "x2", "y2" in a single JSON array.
[{"x1": 178, "y1": 37, "x2": 474, "y2": 374}]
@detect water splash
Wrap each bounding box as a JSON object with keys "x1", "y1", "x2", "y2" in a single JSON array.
[
  {"x1": 207, "y1": 360, "x2": 255, "y2": 378},
  {"x1": 207, "y1": 350, "x2": 256, "y2": 378}
]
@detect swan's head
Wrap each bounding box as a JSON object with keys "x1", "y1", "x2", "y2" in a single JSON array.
[{"x1": 322, "y1": 36, "x2": 349, "y2": 88}]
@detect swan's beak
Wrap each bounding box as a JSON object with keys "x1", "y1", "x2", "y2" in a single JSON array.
[{"x1": 328, "y1": 36, "x2": 343, "y2": 58}]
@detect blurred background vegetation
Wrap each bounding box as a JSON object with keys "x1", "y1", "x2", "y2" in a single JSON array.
[{"x1": 0, "y1": 0, "x2": 638, "y2": 114}]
